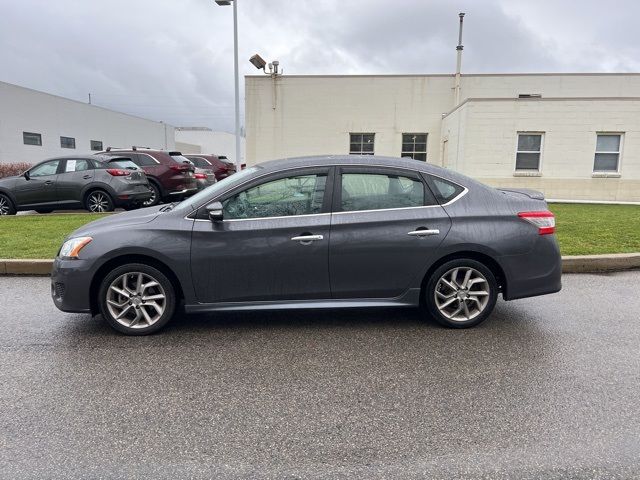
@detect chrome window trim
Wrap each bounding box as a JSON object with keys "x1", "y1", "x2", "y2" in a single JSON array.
[
  {"x1": 192, "y1": 212, "x2": 331, "y2": 223},
  {"x1": 333, "y1": 204, "x2": 441, "y2": 216},
  {"x1": 185, "y1": 162, "x2": 469, "y2": 221}
]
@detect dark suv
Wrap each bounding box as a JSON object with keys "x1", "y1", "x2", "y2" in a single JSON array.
[
  {"x1": 0, "y1": 156, "x2": 151, "y2": 214},
  {"x1": 99, "y1": 148, "x2": 197, "y2": 206},
  {"x1": 184, "y1": 154, "x2": 236, "y2": 181}
]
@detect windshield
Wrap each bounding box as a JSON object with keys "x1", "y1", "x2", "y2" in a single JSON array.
[
  {"x1": 175, "y1": 166, "x2": 262, "y2": 212},
  {"x1": 169, "y1": 154, "x2": 192, "y2": 165},
  {"x1": 189, "y1": 157, "x2": 212, "y2": 168}
]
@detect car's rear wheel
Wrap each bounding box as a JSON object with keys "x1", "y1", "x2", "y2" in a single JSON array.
[
  {"x1": 85, "y1": 190, "x2": 114, "y2": 213},
  {"x1": 98, "y1": 263, "x2": 176, "y2": 335},
  {"x1": 425, "y1": 259, "x2": 498, "y2": 328},
  {"x1": 0, "y1": 194, "x2": 16, "y2": 215},
  {"x1": 142, "y1": 183, "x2": 160, "y2": 207}
]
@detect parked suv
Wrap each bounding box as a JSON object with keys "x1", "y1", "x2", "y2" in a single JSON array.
[
  {"x1": 98, "y1": 148, "x2": 197, "y2": 207},
  {"x1": 184, "y1": 154, "x2": 236, "y2": 181},
  {"x1": 0, "y1": 155, "x2": 151, "y2": 214}
]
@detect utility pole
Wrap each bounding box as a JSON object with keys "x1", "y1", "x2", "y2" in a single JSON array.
[{"x1": 454, "y1": 12, "x2": 465, "y2": 106}]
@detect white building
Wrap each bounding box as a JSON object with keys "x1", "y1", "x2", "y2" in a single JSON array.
[
  {"x1": 175, "y1": 127, "x2": 245, "y2": 165},
  {"x1": 0, "y1": 81, "x2": 175, "y2": 165},
  {"x1": 245, "y1": 73, "x2": 640, "y2": 202}
]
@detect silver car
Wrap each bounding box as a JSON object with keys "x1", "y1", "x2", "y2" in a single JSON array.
[{"x1": 51, "y1": 155, "x2": 561, "y2": 335}]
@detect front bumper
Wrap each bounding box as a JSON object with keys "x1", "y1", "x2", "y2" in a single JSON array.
[{"x1": 51, "y1": 258, "x2": 93, "y2": 313}]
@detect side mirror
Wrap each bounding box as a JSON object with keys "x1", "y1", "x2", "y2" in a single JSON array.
[
  {"x1": 23, "y1": 171, "x2": 30, "y2": 180},
  {"x1": 206, "y1": 201, "x2": 224, "y2": 222}
]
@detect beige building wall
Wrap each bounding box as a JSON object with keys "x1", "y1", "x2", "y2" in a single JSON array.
[
  {"x1": 245, "y1": 73, "x2": 640, "y2": 201},
  {"x1": 441, "y1": 98, "x2": 640, "y2": 201}
]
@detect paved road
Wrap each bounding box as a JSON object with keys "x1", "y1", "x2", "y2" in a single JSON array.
[{"x1": 1, "y1": 273, "x2": 639, "y2": 479}]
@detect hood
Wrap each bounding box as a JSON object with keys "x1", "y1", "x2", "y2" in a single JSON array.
[
  {"x1": 0, "y1": 176, "x2": 18, "y2": 188},
  {"x1": 69, "y1": 205, "x2": 164, "y2": 237}
]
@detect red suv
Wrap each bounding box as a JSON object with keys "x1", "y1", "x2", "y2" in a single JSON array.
[
  {"x1": 184, "y1": 154, "x2": 237, "y2": 181},
  {"x1": 99, "y1": 148, "x2": 197, "y2": 206}
]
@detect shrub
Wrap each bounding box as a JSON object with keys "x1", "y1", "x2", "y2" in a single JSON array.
[{"x1": 0, "y1": 162, "x2": 32, "y2": 179}]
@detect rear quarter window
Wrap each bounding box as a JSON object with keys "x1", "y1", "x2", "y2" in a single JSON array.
[{"x1": 427, "y1": 175, "x2": 465, "y2": 204}]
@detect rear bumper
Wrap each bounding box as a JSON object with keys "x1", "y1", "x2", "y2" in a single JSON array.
[
  {"x1": 499, "y1": 235, "x2": 562, "y2": 301},
  {"x1": 113, "y1": 186, "x2": 152, "y2": 207},
  {"x1": 51, "y1": 258, "x2": 93, "y2": 313}
]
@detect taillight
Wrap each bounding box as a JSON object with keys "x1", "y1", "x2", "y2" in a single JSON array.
[
  {"x1": 106, "y1": 168, "x2": 129, "y2": 176},
  {"x1": 518, "y1": 210, "x2": 555, "y2": 235},
  {"x1": 194, "y1": 173, "x2": 207, "y2": 179},
  {"x1": 240, "y1": 163, "x2": 247, "y2": 170}
]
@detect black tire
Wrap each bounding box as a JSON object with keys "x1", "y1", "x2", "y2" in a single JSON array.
[
  {"x1": 0, "y1": 194, "x2": 16, "y2": 215},
  {"x1": 143, "y1": 183, "x2": 161, "y2": 207},
  {"x1": 85, "y1": 190, "x2": 114, "y2": 213},
  {"x1": 35, "y1": 209, "x2": 53, "y2": 214},
  {"x1": 425, "y1": 259, "x2": 498, "y2": 329},
  {"x1": 98, "y1": 263, "x2": 176, "y2": 335}
]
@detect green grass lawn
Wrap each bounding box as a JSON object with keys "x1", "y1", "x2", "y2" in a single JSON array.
[
  {"x1": 0, "y1": 204, "x2": 639, "y2": 258},
  {"x1": 549, "y1": 203, "x2": 640, "y2": 256},
  {"x1": 0, "y1": 214, "x2": 105, "y2": 259}
]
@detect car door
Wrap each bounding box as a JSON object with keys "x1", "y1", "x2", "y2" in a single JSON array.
[
  {"x1": 329, "y1": 166, "x2": 452, "y2": 299},
  {"x1": 56, "y1": 158, "x2": 95, "y2": 207},
  {"x1": 190, "y1": 167, "x2": 334, "y2": 304},
  {"x1": 13, "y1": 159, "x2": 61, "y2": 207}
]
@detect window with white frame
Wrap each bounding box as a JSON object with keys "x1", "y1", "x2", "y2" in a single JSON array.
[
  {"x1": 401, "y1": 133, "x2": 427, "y2": 161},
  {"x1": 349, "y1": 133, "x2": 375, "y2": 155},
  {"x1": 515, "y1": 133, "x2": 543, "y2": 171},
  {"x1": 594, "y1": 134, "x2": 622, "y2": 172}
]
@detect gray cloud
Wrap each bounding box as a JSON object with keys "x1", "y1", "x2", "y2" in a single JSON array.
[{"x1": 1, "y1": 0, "x2": 638, "y2": 131}]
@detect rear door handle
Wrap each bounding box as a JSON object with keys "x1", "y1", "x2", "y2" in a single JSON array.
[
  {"x1": 82, "y1": 175, "x2": 92, "y2": 179},
  {"x1": 291, "y1": 234, "x2": 324, "y2": 244},
  {"x1": 44, "y1": 181, "x2": 53, "y2": 186},
  {"x1": 408, "y1": 229, "x2": 440, "y2": 237}
]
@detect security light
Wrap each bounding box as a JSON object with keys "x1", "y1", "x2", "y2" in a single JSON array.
[
  {"x1": 249, "y1": 54, "x2": 267, "y2": 70},
  {"x1": 214, "y1": 0, "x2": 232, "y2": 5}
]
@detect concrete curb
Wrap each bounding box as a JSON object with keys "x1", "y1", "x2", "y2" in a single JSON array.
[{"x1": 2, "y1": 254, "x2": 640, "y2": 276}]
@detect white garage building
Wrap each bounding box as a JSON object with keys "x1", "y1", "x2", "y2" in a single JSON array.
[
  {"x1": 245, "y1": 73, "x2": 640, "y2": 202},
  {"x1": 0, "y1": 81, "x2": 175, "y2": 165}
]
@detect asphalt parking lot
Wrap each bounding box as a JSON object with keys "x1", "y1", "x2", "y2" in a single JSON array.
[{"x1": 1, "y1": 273, "x2": 639, "y2": 479}]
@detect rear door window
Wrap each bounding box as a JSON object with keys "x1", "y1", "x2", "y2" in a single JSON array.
[
  {"x1": 64, "y1": 159, "x2": 92, "y2": 172},
  {"x1": 339, "y1": 171, "x2": 434, "y2": 212}
]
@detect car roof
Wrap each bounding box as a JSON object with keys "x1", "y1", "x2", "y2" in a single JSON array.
[{"x1": 255, "y1": 155, "x2": 485, "y2": 190}]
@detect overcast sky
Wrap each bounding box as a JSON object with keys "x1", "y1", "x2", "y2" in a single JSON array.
[{"x1": 1, "y1": 0, "x2": 639, "y2": 132}]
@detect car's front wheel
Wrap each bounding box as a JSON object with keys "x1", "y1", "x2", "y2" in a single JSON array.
[
  {"x1": 425, "y1": 259, "x2": 498, "y2": 328},
  {"x1": 0, "y1": 194, "x2": 16, "y2": 215},
  {"x1": 98, "y1": 263, "x2": 176, "y2": 335},
  {"x1": 85, "y1": 190, "x2": 114, "y2": 213}
]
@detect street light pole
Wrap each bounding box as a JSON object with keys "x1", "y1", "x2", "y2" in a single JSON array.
[
  {"x1": 232, "y1": 0, "x2": 241, "y2": 170},
  {"x1": 215, "y1": 0, "x2": 242, "y2": 170}
]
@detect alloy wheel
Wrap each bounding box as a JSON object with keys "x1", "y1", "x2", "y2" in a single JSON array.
[
  {"x1": 434, "y1": 267, "x2": 490, "y2": 321},
  {"x1": 106, "y1": 272, "x2": 167, "y2": 329},
  {"x1": 143, "y1": 186, "x2": 157, "y2": 207},
  {"x1": 88, "y1": 192, "x2": 109, "y2": 212},
  {"x1": 0, "y1": 196, "x2": 10, "y2": 215}
]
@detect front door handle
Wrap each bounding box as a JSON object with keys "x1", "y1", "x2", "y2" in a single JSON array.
[
  {"x1": 408, "y1": 229, "x2": 440, "y2": 237},
  {"x1": 291, "y1": 234, "x2": 324, "y2": 245},
  {"x1": 44, "y1": 181, "x2": 53, "y2": 186}
]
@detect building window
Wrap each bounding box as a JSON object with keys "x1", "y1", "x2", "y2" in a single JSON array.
[
  {"x1": 349, "y1": 133, "x2": 375, "y2": 155},
  {"x1": 60, "y1": 136, "x2": 76, "y2": 149},
  {"x1": 90, "y1": 140, "x2": 103, "y2": 151},
  {"x1": 515, "y1": 133, "x2": 543, "y2": 171},
  {"x1": 23, "y1": 132, "x2": 42, "y2": 146},
  {"x1": 594, "y1": 134, "x2": 622, "y2": 172},
  {"x1": 401, "y1": 133, "x2": 428, "y2": 161}
]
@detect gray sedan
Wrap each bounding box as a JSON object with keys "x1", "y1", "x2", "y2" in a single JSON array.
[{"x1": 51, "y1": 155, "x2": 561, "y2": 335}]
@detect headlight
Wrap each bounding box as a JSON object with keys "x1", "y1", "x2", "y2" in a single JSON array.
[{"x1": 59, "y1": 237, "x2": 93, "y2": 259}]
